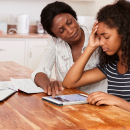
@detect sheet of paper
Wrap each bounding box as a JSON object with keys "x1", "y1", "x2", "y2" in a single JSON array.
[
  {"x1": 10, "y1": 78, "x2": 44, "y2": 94},
  {"x1": 7, "y1": 81, "x2": 18, "y2": 91},
  {"x1": 0, "y1": 81, "x2": 11, "y2": 90}
]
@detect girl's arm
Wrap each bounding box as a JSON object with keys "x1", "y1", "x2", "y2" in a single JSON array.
[
  {"x1": 87, "y1": 91, "x2": 130, "y2": 112},
  {"x1": 63, "y1": 21, "x2": 106, "y2": 88}
]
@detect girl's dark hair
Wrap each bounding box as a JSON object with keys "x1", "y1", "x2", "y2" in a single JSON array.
[
  {"x1": 40, "y1": 1, "x2": 77, "y2": 37},
  {"x1": 97, "y1": 0, "x2": 130, "y2": 70}
]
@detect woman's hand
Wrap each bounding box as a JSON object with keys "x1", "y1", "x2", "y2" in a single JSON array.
[
  {"x1": 87, "y1": 91, "x2": 121, "y2": 106},
  {"x1": 43, "y1": 80, "x2": 64, "y2": 98},
  {"x1": 88, "y1": 21, "x2": 100, "y2": 49},
  {"x1": 35, "y1": 73, "x2": 64, "y2": 98}
]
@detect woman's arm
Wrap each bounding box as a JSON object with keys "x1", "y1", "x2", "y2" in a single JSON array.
[
  {"x1": 31, "y1": 37, "x2": 63, "y2": 97},
  {"x1": 63, "y1": 21, "x2": 106, "y2": 88}
]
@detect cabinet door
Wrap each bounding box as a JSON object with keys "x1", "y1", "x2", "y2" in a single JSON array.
[
  {"x1": 0, "y1": 40, "x2": 25, "y2": 66},
  {"x1": 27, "y1": 39, "x2": 48, "y2": 70},
  {"x1": 27, "y1": 39, "x2": 56, "y2": 79}
]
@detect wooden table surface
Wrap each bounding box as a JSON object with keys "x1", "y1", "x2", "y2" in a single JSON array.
[{"x1": 0, "y1": 61, "x2": 130, "y2": 130}]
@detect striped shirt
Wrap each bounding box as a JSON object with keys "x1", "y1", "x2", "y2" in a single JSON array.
[
  {"x1": 31, "y1": 25, "x2": 108, "y2": 94},
  {"x1": 97, "y1": 57, "x2": 130, "y2": 102}
]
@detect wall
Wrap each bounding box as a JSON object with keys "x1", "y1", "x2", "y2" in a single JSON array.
[{"x1": 0, "y1": 0, "x2": 114, "y2": 25}]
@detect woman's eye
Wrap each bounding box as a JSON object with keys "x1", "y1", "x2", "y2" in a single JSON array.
[
  {"x1": 68, "y1": 21, "x2": 72, "y2": 25},
  {"x1": 60, "y1": 29, "x2": 64, "y2": 34}
]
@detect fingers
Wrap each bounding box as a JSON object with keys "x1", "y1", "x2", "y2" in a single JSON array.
[
  {"x1": 47, "y1": 84, "x2": 53, "y2": 95},
  {"x1": 59, "y1": 86, "x2": 64, "y2": 91},
  {"x1": 43, "y1": 81, "x2": 64, "y2": 98},
  {"x1": 87, "y1": 91, "x2": 106, "y2": 105},
  {"x1": 92, "y1": 21, "x2": 98, "y2": 30},
  {"x1": 96, "y1": 99, "x2": 106, "y2": 106},
  {"x1": 43, "y1": 85, "x2": 48, "y2": 93},
  {"x1": 91, "y1": 24, "x2": 98, "y2": 35},
  {"x1": 54, "y1": 81, "x2": 60, "y2": 94}
]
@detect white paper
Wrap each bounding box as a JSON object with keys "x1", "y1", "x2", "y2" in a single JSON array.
[
  {"x1": 7, "y1": 81, "x2": 18, "y2": 91},
  {"x1": 0, "y1": 81, "x2": 10, "y2": 90},
  {"x1": 10, "y1": 78, "x2": 44, "y2": 94}
]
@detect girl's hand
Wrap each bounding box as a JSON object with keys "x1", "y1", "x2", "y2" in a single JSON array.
[
  {"x1": 88, "y1": 21, "x2": 100, "y2": 49},
  {"x1": 87, "y1": 91, "x2": 121, "y2": 106}
]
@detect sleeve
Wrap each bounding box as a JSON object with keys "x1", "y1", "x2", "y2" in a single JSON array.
[
  {"x1": 97, "y1": 64, "x2": 107, "y2": 76},
  {"x1": 31, "y1": 36, "x2": 56, "y2": 82}
]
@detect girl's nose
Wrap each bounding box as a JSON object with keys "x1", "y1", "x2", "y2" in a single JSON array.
[{"x1": 99, "y1": 39, "x2": 105, "y2": 46}]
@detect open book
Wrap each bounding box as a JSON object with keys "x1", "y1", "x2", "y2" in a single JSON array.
[{"x1": 8, "y1": 78, "x2": 44, "y2": 94}]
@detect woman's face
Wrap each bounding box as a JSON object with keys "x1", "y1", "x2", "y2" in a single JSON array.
[
  {"x1": 51, "y1": 13, "x2": 82, "y2": 44},
  {"x1": 97, "y1": 22, "x2": 122, "y2": 56}
]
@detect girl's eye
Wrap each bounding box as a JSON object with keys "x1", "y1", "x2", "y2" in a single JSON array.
[{"x1": 105, "y1": 37, "x2": 109, "y2": 39}]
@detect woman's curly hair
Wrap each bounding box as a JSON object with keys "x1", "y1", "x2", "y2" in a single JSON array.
[{"x1": 97, "y1": 0, "x2": 130, "y2": 70}]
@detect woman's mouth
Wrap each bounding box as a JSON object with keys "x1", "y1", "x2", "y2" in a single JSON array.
[{"x1": 71, "y1": 30, "x2": 78, "y2": 39}]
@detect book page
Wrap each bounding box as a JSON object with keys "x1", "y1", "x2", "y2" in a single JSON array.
[
  {"x1": 11, "y1": 78, "x2": 44, "y2": 94},
  {"x1": 7, "y1": 81, "x2": 18, "y2": 91},
  {"x1": 0, "y1": 81, "x2": 10, "y2": 90}
]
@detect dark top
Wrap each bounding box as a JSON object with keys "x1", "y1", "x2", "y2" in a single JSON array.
[{"x1": 97, "y1": 57, "x2": 130, "y2": 102}]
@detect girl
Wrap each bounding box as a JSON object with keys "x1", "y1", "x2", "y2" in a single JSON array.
[{"x1": 63, "y1": 0, "x2": 130, "y2": 112}]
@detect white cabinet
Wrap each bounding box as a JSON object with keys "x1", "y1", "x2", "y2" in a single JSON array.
[
  {"x1": 0, "y1": 39, "x2": 25, "y2": 66},
  {"x1": 27, "y1": 39, "x2": 48, "y2": 70},
  {"x1": 0, "y1": 38, "x2": 56, "y2": 79},
  {"x1": 27, "y1": 39, "x2": 56, "y2": 79}
]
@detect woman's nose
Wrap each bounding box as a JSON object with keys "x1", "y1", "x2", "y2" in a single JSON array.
[{"x1": 66, "y1": 26, "x2": 73, "y2": 34}]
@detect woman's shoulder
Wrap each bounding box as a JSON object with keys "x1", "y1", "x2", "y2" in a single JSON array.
[
  {"x1": 80, "y1": 25, "x2": 91, "y2": 35},
  {"x1": 48, "y1": 36, "x2": 65, "y2": 44}
]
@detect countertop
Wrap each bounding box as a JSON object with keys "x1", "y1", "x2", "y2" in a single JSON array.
[
  {"x1": 0, "y1": 33, "x2": 50, "y2": 38},
  {"x1": 0, "y1": 61, "x2": 130, "y2": 130}
]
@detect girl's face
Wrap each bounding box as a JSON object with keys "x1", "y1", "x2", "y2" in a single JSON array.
[
  {"x1": 51, "y1": 13, "x2": 82, "y2": 44},
  {"x1": 97, "y1": 22, "x2": 122, "y2": 56}
]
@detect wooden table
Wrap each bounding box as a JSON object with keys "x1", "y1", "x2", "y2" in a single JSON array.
[{"x1": 0, "y1": 61, "x2": 130, "y2": 130}]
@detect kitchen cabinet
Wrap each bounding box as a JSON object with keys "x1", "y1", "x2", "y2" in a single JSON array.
[
  {"x1": 27, "y1": 39, "x2": 48, "y2": 70},
  {"x1": 27, "y1": 39, "x2": 56, "y2": 79},
  {"x1": 0, "y1": 38, "x2": 56, "y2": 79},
  {"x1": 0, "y1": 39, "x2": 25, "y2": 66}
]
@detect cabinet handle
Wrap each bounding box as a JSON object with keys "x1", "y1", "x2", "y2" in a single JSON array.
[
  {"x1": 30, "y1": 50, "x2": 32, "y2": 58},
  {"x1": 0, "y1": 49, "x2": 6, "y2": 51}
]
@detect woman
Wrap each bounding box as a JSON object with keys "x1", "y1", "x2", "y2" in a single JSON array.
[
  {"x1": 63, "y1": 0, "x2": 130, "y2": 112},
  {"x1": 31, "y1": 1, "x2": 107, "y2": 97}
]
